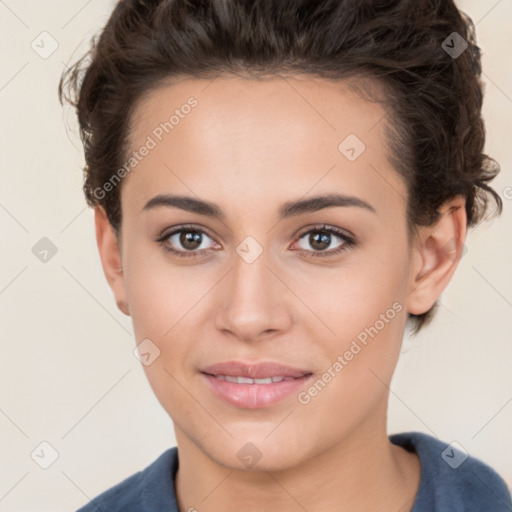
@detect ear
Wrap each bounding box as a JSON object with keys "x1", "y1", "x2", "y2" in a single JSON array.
[
  {"x1": 406, "y1": 195, "x2": 467, "y2": 315},
  {"x1": 94, "y1": 206, "x2": 130, "y2": 316}
]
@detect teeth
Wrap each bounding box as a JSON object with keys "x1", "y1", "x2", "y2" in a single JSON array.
[{"x1": 214, "y1": 375, "x2": 295, "y2": 384}]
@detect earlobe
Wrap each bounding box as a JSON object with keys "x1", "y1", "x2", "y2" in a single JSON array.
[
  {"x1": 406, "y1": 196, "x2": 467, "y2": 316},
  {"x1": 94, "y1": 206, "x2": 130, "y2": 316}
]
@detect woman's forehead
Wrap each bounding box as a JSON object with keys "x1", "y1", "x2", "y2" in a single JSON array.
[
  {"x1": 127, "y1": 74, "x2": 389, "y2": 151},
  {"x1": 123, "y1": 75, "x2": 403, "y2": 213}
]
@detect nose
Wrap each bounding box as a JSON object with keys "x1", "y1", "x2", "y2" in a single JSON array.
[{"x1": 214, "y1": 248, "x2": 293, "y2": 343}]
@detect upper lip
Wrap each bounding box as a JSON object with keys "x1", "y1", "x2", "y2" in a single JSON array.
[{"x1": 201, "y1": 361, "x2": 312, "y2": 379}]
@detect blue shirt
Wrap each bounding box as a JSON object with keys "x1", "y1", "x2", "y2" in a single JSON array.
[{"x1": 76, "y1": 431, "x2": 512, "y2": 511}]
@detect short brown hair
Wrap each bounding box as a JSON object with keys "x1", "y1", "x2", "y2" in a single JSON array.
[{"x1": 59, "y1": 0, "x2": 502, "y2": 334}]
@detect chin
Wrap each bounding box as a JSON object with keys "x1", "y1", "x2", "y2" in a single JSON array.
[
  {"x1": 198, "y1": 433, "x2": 309, "y2": 473},
  {"x1": 220, "y1": 451, "x2": 303, "y2": 473}
]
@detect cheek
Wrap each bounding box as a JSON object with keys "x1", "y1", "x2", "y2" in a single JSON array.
[
  {"x1": 125, "y1": 264, "x2": 200, "y2": 417},
  {"x1": 294, "y1": 244, "x2": 409, "y2": 393},
  {"x1": 123, "y1": 238, "x2": 208, "y2": 342},
  {"x1": 294, "y1": 293, "x2": 407, "y2": 439},
  {"x1": 295, "y1": 245, "x2": 409, "y2": 345},
  {"x1": 124, "y1": 256, "x2": 216, "y2": 389}
]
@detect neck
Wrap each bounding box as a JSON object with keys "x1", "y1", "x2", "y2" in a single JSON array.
[{"x1": 174, "y1": 404, "x2": 420, "y2": 512}]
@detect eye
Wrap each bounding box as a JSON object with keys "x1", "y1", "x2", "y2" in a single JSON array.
[
  {"x1": 156, "y1": 225, "x2": 219, "y2": 259},
  {"x1": 156, "y1": 223, "x2": 356, "y2": 260},
  {"x1": 292, "y1": 225, "x2": 355, "y2": 258}
]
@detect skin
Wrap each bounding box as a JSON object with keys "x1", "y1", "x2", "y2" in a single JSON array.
[{"x1": 94, "y1": 74, "x2": 466, "y2": 511}]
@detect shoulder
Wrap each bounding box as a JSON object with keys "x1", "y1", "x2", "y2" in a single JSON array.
[
  {"x1": 75, "y1": 447, "x2": 179, "y2": 512},
  {"x1": 390, "y1": 431, "x2": 512, "y2": 511}
]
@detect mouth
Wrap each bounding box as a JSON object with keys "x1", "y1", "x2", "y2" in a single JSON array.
[
  {"x1": 200, "y1": 361, "x2": 313, "y2": 409},
  {"x1": 207, "y1": 375, "x2": 298, "y2": 384}
]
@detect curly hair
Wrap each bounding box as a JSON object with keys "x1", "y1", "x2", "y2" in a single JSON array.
[{"x1": 58, "y1": 0, "x2": 502, "y2": 335}]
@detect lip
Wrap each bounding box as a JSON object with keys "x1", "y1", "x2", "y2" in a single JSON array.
[
  {"x1": 202, "y1": 361, "x2": 311, "y2": 379},
  {"x1": 201, "y1": 361, "x2": 313, "y2": 409}
]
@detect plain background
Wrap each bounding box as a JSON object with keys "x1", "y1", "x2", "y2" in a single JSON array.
[{"x1": 1, "y1": 0, "x2": 511, "y2": 510}]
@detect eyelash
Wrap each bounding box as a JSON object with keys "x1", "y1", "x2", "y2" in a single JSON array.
[{"x1": 156, "y1": 224, "x2": 356, "y2": 260}]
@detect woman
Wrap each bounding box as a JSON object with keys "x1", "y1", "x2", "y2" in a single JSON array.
[{"x1": 59, "y1": 0, "x2": 511, "y2": 510}]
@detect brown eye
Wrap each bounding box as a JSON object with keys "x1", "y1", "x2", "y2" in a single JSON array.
[
  {"x1": 157, "y1": 225, "x2": 218, "y2": 258},
  {"x1": 307, "y1": 231, "x2": 333, "y2": 251},
  {"x1": 293, "y1": 225, "x2": 356, "y2": 258},
  {"x1": 177, "y1": 230, "x2": 204, "y2": 251}
]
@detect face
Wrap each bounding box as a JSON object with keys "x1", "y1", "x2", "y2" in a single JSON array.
[{"x1": 97, "y1": 74, "x2": 455, "y2": 472}]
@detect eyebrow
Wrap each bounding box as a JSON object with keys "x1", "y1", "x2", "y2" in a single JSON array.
[{"x1": 142, "y1": 193, "x2": 376, "y2": 219}]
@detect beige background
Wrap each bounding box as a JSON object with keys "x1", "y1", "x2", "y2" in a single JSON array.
[{"x1": 1, "y1": 0, "x2": 511, "y2": 510}]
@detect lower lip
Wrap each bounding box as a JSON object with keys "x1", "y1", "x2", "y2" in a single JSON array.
[{"x1": 202, "y1": 373, "x2": 312, "y2": 409}]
